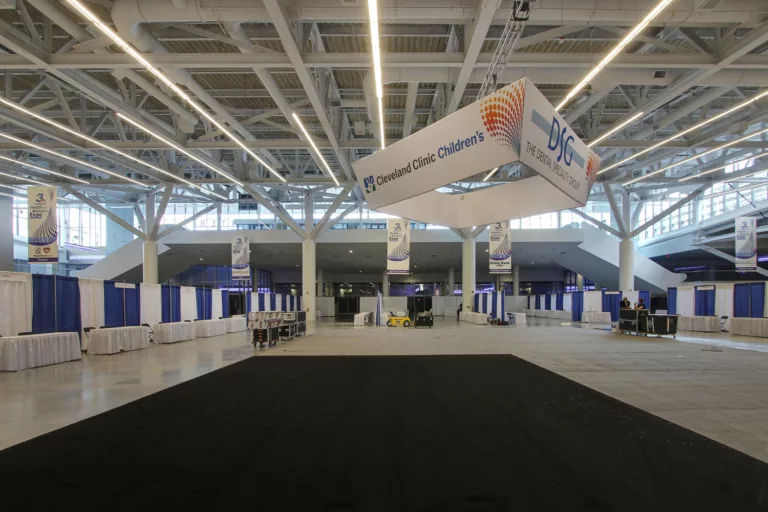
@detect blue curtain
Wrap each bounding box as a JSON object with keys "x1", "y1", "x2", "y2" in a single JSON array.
[
  {"x1": 750, "y1": 282, "x2": 765, "y2": 318},
  {"x1": 171, "y1": 286, "x2": 180, "y2": 322},
  {"x1": 535, "y1": 295, "x2": 541, "y2": 309},
  {"x1": 204, "y1": 289, "x2": 212, "y2": 319},
  {"x1": 281, "y1": 294, "x2": 287, "y2": 312},
  {"x1": 639, "y1": 291, "x2": 651, "y2": 311},
  {"x1": 491, "y1": 293, "x2": 498, "y2": 319},
  {"x1": 556, "y1": 293, "x2": 564, "y2": 310},
  {"x1": 258, "y1": 293, "x2": 266, "y2": 311},
  {"x1": 104, "y1": 281, "x2": 124, "y2": 327},
  {"x1": 124, "y1": 286, "x2": 140, "y2": 326},
  {"x1": 221, "y1": 290, "x2": 230, "y2": 318},
  {"x1": 695, "y1": 287, "x2": 715, "y2": 316},
  {"x1": 161, "y1": 285, "x2": 181, "y2": 323},
  {"x1": 297, "y1": 296, "x2": 301, "y2": 311},
  {"x1": 544, "y1": 294, "x2": 551, "y2": 310},
  {"x1": 602, "y1": 292, "x2": 620, "y2": 321},
  {"x1": 571, "y1": 291, "x2": 583, "y2": 322},
  {"x1": 667, "y1": 288, "x2": 677, "y2": 315},
  {"x1": 474, "y1": 293, "x2": 479, "y2": 312},
  {"x1": 161, "y1": 285, "x2": 171, "y2": 323},
  {"x1": 290, "y1": 295, "x2": 295, "y2": 311},
  {"x1": 246, "y1": 292, "x2": 252, "y2": 313},
  {"x1": 56, "y1": 276, "x2": 82, "y2": 335},
  {"x1": 734, "y1": 283, "x2": 750, "y2": 317},
  {"x1": 31, "y1": 275, "x2": 56, "y2": 334},
  {"x1": 270, "y1": 293, "x2": 277, "y2": 311},
  {"x1": 196, "y1": 288, "x2": 205, "y2": 320}
]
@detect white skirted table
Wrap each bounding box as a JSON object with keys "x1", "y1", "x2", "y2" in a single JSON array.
[
  {"x1": 354, "y1": 313, "x2": 367, "y2": 326},
  {"x1": 87, "y1": 326, "x2": 150, "y2": 355},
  {"x1": 507, "y1": 312, "x2": 526, "y2": 325},
  {"x1": 730, "y1": 318, "x2": 768, "y2": 337},
  {"x1": 195, "y1": 319, "x2": 227, "y2": 338},
  {"x1": 226, "y1": 316, "x2": 247, "y2": 333},
  {"x1": 678, "y1": 315, "x2": 719, "y2": 332},
  {"x1": 581, "y1": 312, "x2": 612, "y2": 323},
  {"x1": 460, "y1": 312, "x2": 488, "y2": 325},
  {"x1": 0, "y1": 332, "x2": 81, "y2": 371},
  {"x1": 153, "y1": 322, "x2": 197, "y2": 344}
]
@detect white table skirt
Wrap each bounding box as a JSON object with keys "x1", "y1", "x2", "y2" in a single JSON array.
[
  {"x1": 507, "y1": 312, "x2": 526, "y2": 325},
  {"x1": 582, "y1": 312, "x2": 612, "y2": 323},
  {"x1": 226, "y1": 316, "x2": 247, "y2": 333},
  {"x1": 153, "y1": 322, "x2": 197, "y2": 344},
  {"x1": 459, "y1": 312, "x2": 488, "y2": 325},
  {"x1": 678, "y1": 315, "x2": 719, "y2": 332},
  {"x1": 354, "y1": 313, "x2": 367, "y2": 326},
  {"x1": 731, "y1": 317, "x2": 768, "y2": 337},
  {"x1": 195, "y1": 319, "x2": 228, "y2": 338},
  {"x1": 87, "y1": 326, "x2": 150, "y2": 355},
  {"x1": 0, "y1": 332, "x2": 81, "y2": 371}
]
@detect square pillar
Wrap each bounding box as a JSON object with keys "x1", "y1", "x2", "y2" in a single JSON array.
[{"x1": 302, "y1": 239, "x2": 316, "y2": 323}]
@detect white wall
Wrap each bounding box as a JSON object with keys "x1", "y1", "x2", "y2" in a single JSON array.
[
  {"x1": 316, "y1": 296, "x2": 335, "y2": 317},
  {"x1": 504, "y1": 296, "x2": 528, "y2": 312},
  {"x1": 77, "y1": 238, "x2": 170, "y2": 280}
]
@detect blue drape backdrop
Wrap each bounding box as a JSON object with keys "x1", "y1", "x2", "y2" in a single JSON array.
[
  {"x1": 258, "y1": 293, "x2": 265, "y2": 311},
  {"x1": 734, "y1": 283, "x2": 750, "y2": 317},
  {"x1": 161, "y1": 285, "x2": 181, "y2": 323},
  {"x1": 571, "y1": 291, "x2": 583, "y2": 322},
  {"x1": 246, "y1": 292, "x2": 252, "y2": 313},
  {"x1": 602, "y1": 291, "x2": 620, "y2": 321},
  {"x1": 31, "y1": 275, "x2": 56, "y2": 334},
  {"x1": 56, "y1": 276, "x2": 82, "y2": 335},
  {"x1": 535, "y1": 295, "x2": 541, "y2": 309},
  {"x1": 556, "y1": 293, "x2": 564, "y2": 310},
  {"x1": 750, "y1": 282, "x2": 765, "y2": 318},
  {"x1": 639, "y1": 291, "x2": 651, "y2": 310},
  {"x1": 124, "y1": 286, "x2": 140, "y2": 326},
  {"x1": 667, "y1": 288, "x2": 677, "y2": 315},
  {"x1": 221, "y1": 290, "x2": 230, "y2": 318},
  {"x1": 104, "y1": 281, "x2": 124, "y2": 327},
  {"x1": 695, "y1": 287, "x2": 715, "y2": 316},
  {"x1": 281, "y1": 294, "x2": 287, "y2": 312},
  {"x1": 270, "y1": 293, "x2": 277, "y2": 311},
  {"x1": 544, "y1": 294, "x2": 551, "y2": 310}
]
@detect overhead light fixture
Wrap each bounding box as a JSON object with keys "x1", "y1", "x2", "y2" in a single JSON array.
[
  {"x1": 0, "y1": 169, "x2": 45, "y2": 185},
  {"x1": 679, "y1": 151, "x2": 768, "y2": 182},
  {"x1": 0, "y1": 183, "x2": 26, "y2": 193},
  {"x1": 555, "y1": 0, "x2": 674, "y2": 111},
  {"x1": 587, "y1": 112, "x2": 645, "y2": 148},
  {"x1": 0, "y1": 132, "x2": 144, "y2": 186},
  {"x1": 482, "y1": 167, "x2": 500, "y2": 182},
  {"x1": 0, "y1": 96, "x2": 227, "y2": 200},
  {"x1": 117, "y1": 113, "x2": 243, "y2": 188},
  {"x1": 0, "y1": 190, "x2": 23, "y2": 199},
  {"x1": 291, "y1": 112, "x2": 340, "y2": 186},
  {"x1": 0, "y1": 151, "x2": 89, "y2": 184},
  {"x1": 600, "y1": 88, "x2": 768, "y2": 175},
  {"x1": 66, "y1": 0, "x2": 286, "y2": 183},
  {"x1": 367, "y1": 0, "x2": 386, "y2": 150},
  {"x1": 625, "y1": 126, "x2": 768, "y2": 185},
  {"x1": 722, "y1": 157, "x2": 768, "y2": 184}
]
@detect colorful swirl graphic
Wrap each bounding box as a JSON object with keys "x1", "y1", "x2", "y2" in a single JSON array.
[
  {"x1": 29, "y1": 190, "x2": 58, "y2": 246},
  {"x1": 489, "y1": 233, "x2": 512, "y2": 261},
  {"x1": 387, "y1": 232, "x2": 411, "y2": 262},
  {"x1": 480, "y1": 81, "x2": 525, "y2": 155},
  {"x1": 736, "y1": 231, "x2": 757, "y2": 259},
  {"x1": 233, "y1": 249, "x2": 250, "y2": 269}
]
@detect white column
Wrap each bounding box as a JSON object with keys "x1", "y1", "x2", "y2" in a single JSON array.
[
  {"x1": 302, "y1": 239, "x2": 316, "y2": 323},
  {"x1": 448, "y1": 267, "x2": 455, "y2": 296},
  {"x1": 496, "y1": 274, "x2": 502, "y2": 293},
  {"x1": 513, "y1": 265, "x2": 520, "y2": 296},
  {"x1": 143, "y1": 240, "x2": 158, "y2": 284},
  {"x1": 382, "y1": 270, "x2": 389, "y2": 297},
  {"x1": 462, "y1": 238, "x2": 475, "y2": 312},
  {"x1": 577, "y1": 274, "x2": 584, "y2": 291},
  {"x1": 317, "y1": 268, "x2": 323, "y2": 297},
  {"x1": 0, "y1": 195, "x2": 12, "y2": 271},
  {"x1": 216, "y1": 204, "x2": 222, "y2": 230},
  {"x1": 619, "y1": 238, "x2": 635, "y2": 292}
]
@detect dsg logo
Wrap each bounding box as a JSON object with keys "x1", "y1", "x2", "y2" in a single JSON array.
[
  {"x1": 547, "y1": 118, "x2": 574, "y2": 166},
  {"x1": 364, "y1": 175, "x2": 376, "y2": 193}
]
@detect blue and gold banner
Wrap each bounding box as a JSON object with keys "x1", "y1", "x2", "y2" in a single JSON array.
[{"x1": 28, "y1": 186, "x2": 58, "y2": 263}]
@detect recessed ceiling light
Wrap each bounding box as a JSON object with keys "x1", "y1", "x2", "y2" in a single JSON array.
[
  {"x1": 200, "y1": 258, "x2": 203, "y2": 261},
  {"x1": 349, "y1": 250, "x2": 353, "y2": 253}
]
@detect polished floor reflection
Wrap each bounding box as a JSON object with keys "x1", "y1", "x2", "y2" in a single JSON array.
[{"x1": 3, "y1": 317, "x2": 768, "y2": 462}]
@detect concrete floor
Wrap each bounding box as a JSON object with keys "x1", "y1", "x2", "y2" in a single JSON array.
[{"x1": 2, "y1": 317, "x2": 768, "y2": 464}]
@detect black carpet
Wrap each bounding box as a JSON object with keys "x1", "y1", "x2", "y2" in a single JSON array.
[{"x1": 2, "y1": 355, "x2": 768, "y2": 511}]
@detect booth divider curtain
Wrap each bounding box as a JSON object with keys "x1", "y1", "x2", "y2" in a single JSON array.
[
  {"x1": 258, "y1": 293, "x2": 266, "y2": 311},
  {"x1": 556, "y1": 293, "x2": 564, "y2": 310},
  {"x1": 297, "y1": 296, "x2": 301, "y2": 311},
  {"x1": 281, "y1": 294, "x2": 287, "y2": 312},
  {"x1": 602, "y1": 291, "x2": 620, "y2": 321},
  {"x1": 715, "y1": 284, "x2": 734, "y2": 331},
  {"x1": 79, "y1": 278, "x2": 104, "y2": 343},
  {"x1": 667, "y1": 288, "x2": 677, "y2": 315},
  {"x1": 180, "y1": 286, "x2": 197, "y2": 321},
  {"x1": 584, "y1": 291, "x2": 603, "y2": 312},
  {"x1": 694, "y1": 287, "x2": 715, "y2": 316},
  {"x1": 678, "y1": 287, "x2": 695, "y2": 316},
  {"x1": 563, "y1": 293, "x2": 572, "y2": 312},
  {"x1": 57, "y1": 276, "x2": 81, "y2": 335},
  {"x1": 104, "y1": 281, "x2": 124, "y2": 327},
  {"x1": 204, "y1": 289, "x2": 212, "y2": 319},
  {"x1": 140, "y1": 283, "x2": 161, "y2": 327},
  {"x1": 535, "y1": 295, "x2": 540, "y2": 309},
  {"x1": 544, "y1": 294, "x2": 551, "y2": 310},
  {"x1": 32, "y1": 275, "x2": 56, "y2": 334},
  {"x1": 270, "y1": 293, "x2": 277, "y2": 311},
  {"x1": 734, "y1": 283, "x2": 750, "y2": 317},
  {"x1": 246, "y1": 292, "x2": 252, "y2": 313},
  {"x1": 161, "y1": 285, "x2": 181, "y2": 323},
  {"x1": 474, "y1": 293, "x2": 480, "y2": 312},
  {"x1": 571, "y1": 291, "x2": 583, "y2": 321},
  {"x1": 124, "y1": 285, "x2": 140, "y2": 326},
  {"x1": 221, "y1": 290, "x2": 230, "y2": 318},
  {"x1": 639, "y1": 291, "x2": 651, "y2": 310},
  {"x1": 212, "y1": 290, "x2": 223, "y2": 319},
  {"x1": 290, "y1": 295, "x2": 295, "y2": 312},
  {"x1": 750, "y1": 282, "x2": 765, "y2": 318},
  {"x1": 0, "y1": 271, "x2": 32, "y2": 337}
]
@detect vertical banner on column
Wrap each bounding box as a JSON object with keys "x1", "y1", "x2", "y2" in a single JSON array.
[
  {"x1": 489, "y1": 221, "x2": 512, "y2": 274},
  {"x1": 28, "y1": 186, "x2": 58, "y2": 263},
  {"x1": 231, "y1": 235, "x2": 250, "y2": 279},
  {"x1": 735, "y1": 217, "x2": 757, "y2": 270},
  {"x1": 386, "y1": 219, "x2": 410, "y2": 274}
]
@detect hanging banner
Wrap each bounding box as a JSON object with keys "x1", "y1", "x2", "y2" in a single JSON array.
[
  {"x1": 28, "y1": 186, "x2": 58, "y2": 263},
  {"x1": 489, "y1": 221, "x2": 512, "y2": 274},
  {"x1": 735, "y1": 217, "x2": 757, "y2": 270},
  {"x1": 231, "y1": 235, "x2": 250, "y2": 279},
  {"x1": 386, "y1": 219, "x2": 410, "y2": 274}
]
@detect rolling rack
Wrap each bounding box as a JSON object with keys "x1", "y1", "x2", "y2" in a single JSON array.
[
  {"x1": 278, "y1": 312, "x2": 307, "y2": 341},
  {"x1": 248, "y1": 312, "x2": 281, "y2": 347}
]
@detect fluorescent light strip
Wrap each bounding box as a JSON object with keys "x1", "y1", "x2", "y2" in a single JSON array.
[
  {"x1": 555, "y1": 0, "x2": 674, "y2": 111},
  {"x1": 0, "y1": 190, "x2": 23, "y2": 199},
  {"x1": 0, "y1": 183, "x2": 26, "y2": 193},
  {"x1": 117, "y1": 113, "x2": 243, "y2": 188},
  {"x1": 0, "y1": 96, "x2": 226, "y2": 200},
  {"x1": 679, "y1": 152, "x2": 768, "y2": 182},
  {"x1": 722, "y1": 159, "x2": 768, "y2": 184},
  {"x1": 599, "y1": 88, "x2": 768, "y2": 175},
  {"x1": 292, "y1": 113, "x2": 340, "y2": 186},
  {"x1": 482, "y1": 167, "x2": 500, "y2": 182},
  {"x1": 0, "y1": 152, "x2": 89, "y2": 184},
  {"x1": 624, "y1": 126, "x2": 768, "y2": 185},
  {"x1": 0, "y1": 132, "x2": 143, "y2": 186},
  {"x1": 0, "y1": 169, "x2": 45, "y2": 185},
  {"x1": 368, "y1": 0, "x2": 386, "y2": 150},
  {"x1": 66, "y1": 0, "x2": 286, "y2": 183},
  {"x1": 588, "y1": 112, "x2": 645, "y2": 148}
]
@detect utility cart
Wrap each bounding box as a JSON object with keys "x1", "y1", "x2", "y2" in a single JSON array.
[{"x1": 414, "y1": 311, "x2": 434, "y2": 328}]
